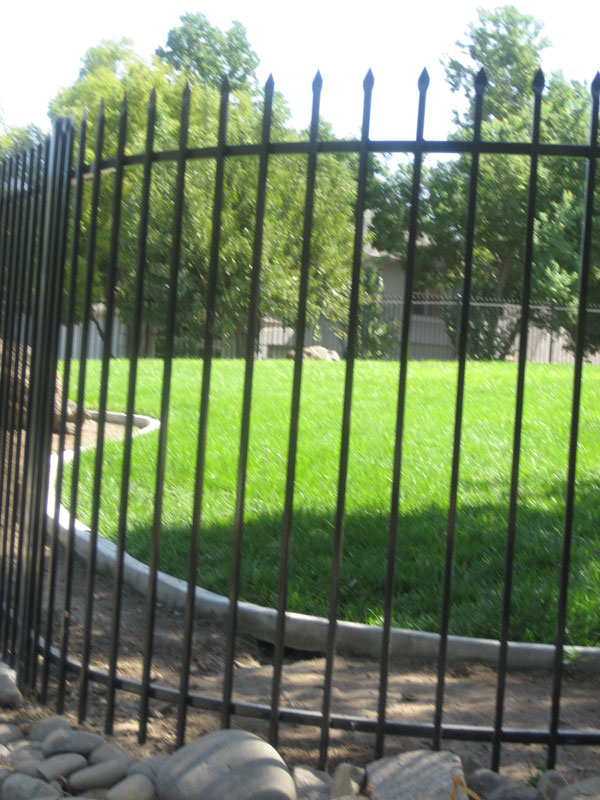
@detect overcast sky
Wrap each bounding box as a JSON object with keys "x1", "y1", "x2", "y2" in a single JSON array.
[{"x1": 2, "y1": 0, "x2": 599, "y2": 141}]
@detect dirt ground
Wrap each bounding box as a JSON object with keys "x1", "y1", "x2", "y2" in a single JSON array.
[{"x1": 2, "y1": 419, "x2": 600, "y2": 786}]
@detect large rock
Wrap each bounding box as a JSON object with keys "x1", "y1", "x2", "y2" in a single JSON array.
[
  {"x1": 108, "y1": 773, "x2": 156, "y2": 800},
  {"x1": 467, "y1": 768, "x2": 514, "y2": 799},
  {"x1": 68, "y1": 756, "x2": 137, "y2": 794},
  {"x1": 488, "y1": 785, "x2": 543, "y2": 800},
  {"x1": 36, "y1": 752, "x2": 88, "y2": 781},
  {"x1": 0, "y1": 723, "x2": 24, "y2": 745},
  {"x1": 2, "y1": 773, "x2": 62, "y2": 799},
  {"x1": 41, "y1": 728, "x2": 104, "y2": 757},
  {"x1": 556, "y1": 777, "x2": 600, "y2": 800},
  {"x1": 29, "y1": 716, "x2": 71, "y2": 743},
  {"x1": 366, "y1": 749, "x2": 467, "y2": 800},
  {"x1": 291, "y1": 765, "x2": 332, "y2": 800},
  {"x1": 287, "y1": 345, "x2": 340, "y2": 362},
  {"x1": 332, "y1": 763, "x2": 365, "y2": 797},
  {"x1": 156, "y1": 729, "x2": 296, "y2": 800},
  {"x1": 538, "y1": 772, "x2": 568, "y2": 800},
  {"x1": 0, "y1": 663, "x2": 22, "y2": 707}
]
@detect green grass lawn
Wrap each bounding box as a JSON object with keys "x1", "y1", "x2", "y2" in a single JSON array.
[{"x1": 63, "y1": 359, "x2": 600, "y2": 646}]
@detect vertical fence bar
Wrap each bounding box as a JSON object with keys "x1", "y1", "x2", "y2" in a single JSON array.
[
  {"x1": 221, "y1": 75, "x2": 274, "y2": 729},
  {"x1": 2, "y1": 149, "x2": 34, "y2": 658},
  {"x1": 0, "y1": 155, "x2": 24, "y2": 656},
  {"x1": 269, "y1": 72, "x2": 322, "y2": 749},
  {"x1": 375, "y1": 68, "x2": 430, "y2": 759},
  {"x1": 13, "y1": 139, "x2": 49, "y2": 675},
  {"x1": 138, "y1": 83, "x2": 190, "y2": 744},
  {"x1": 0, "y1": 156, "x2": 12, "y2": 645},
  {"x1": 547, "y1": 72, "x2": 600, "y2": 769},
  {"x1": 57, "y1": 106, "x2": 105, "y2": 712},
  {"x1": 79, "y1": 96, "x2": 128, "y2": 722},
  {"x1": 491, "y1": 70, "x2": 545, "y2": 771},
  {"x1": 20, "y1": 119, "x2": 73, "y2": 689},
  {"x1": 30, "y1": 118, "x2": 74, "y2": 690},
  {"x1": 106, "y1": 91, "x2": 155, "y2": 735},
  {"x1": 175, "y1": 79, "x2": 229, "y2": 747},
  {"x1": 41, "y1": 114, "x2": 87, "y2": 703},
  {"x1": 318, "y1": 70, "x2": 373, "y2": 770},
  {"x1": 0, "y1": 157, "x2": 19, "y2": 557},
  {"x1": 432, "y1": 69, "x2": 486, "y2": 753},
  {"x1": 18, "y1": 129, "x2": 61, "y2": 687},
  {"x1": 549, "y1": 299, "x2": 556, "y2": 363}
]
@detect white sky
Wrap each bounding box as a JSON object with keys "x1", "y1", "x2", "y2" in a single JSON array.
[{"x1": 1, "y1": 0, "x2": 599, "y2": 141}]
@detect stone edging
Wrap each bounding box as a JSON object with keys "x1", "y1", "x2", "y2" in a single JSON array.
[{"x1": 47, "y1": 410, "x2": 600, "y2": 672}]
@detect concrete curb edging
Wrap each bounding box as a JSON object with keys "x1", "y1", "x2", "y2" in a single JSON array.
[{"x1": 47, "y1": 410, "x2": 600, "y2": 673}]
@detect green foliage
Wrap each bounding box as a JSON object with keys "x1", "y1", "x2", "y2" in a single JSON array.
[
  {"x1": 49, "y1": 38, "x2": 359, "y2": 354},
  {"x1": 156, "y1": 13, "x2": 259, "y2": 91},
  {"x1": 0, "y1": 123, "x2": 45, "y2": 160},
  {"x1": 357, "y1": 266, "x2": 399, "y2": 358},
  {"x1": 369, "y1": 6, "x2": 599, "y2": 359}
]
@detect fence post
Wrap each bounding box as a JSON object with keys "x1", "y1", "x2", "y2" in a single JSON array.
[
  {"x1": 549, "y1": 298, "x2": 556, "y2": 363},
  {"x1": 454, "y1": 293, "x2": 462, "y2": 354}
]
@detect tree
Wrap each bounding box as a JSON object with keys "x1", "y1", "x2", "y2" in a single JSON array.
[
  {"x1": 369, "y1": 6, "x2": 598, "y2": 359},
  {"x1": 0, "y1": 123, "x2": 45, "y2": 160},
  {"x1": 49, "y1": 38, "x2": 359, "y2": 356},
  {"x1": 155, "y1": 14, "x2": 259, "y2": 92}
]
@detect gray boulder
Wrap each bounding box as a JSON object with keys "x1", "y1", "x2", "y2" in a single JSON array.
[
  {"x1": 42, "y1": 728, "x2": 104, "y2": 757},
  {"x1": 556, "y1": 777, "x2": 600, "y2": 800},
  {"x1": 29, "y1": 716, "x2": 72, "y2": 743},
  {"x1": 292, "y1": 765, "x2": 332, "y2": 800},
  {"x1": 467, "y1": 768, "x2": 514, "y2": 799},
  {"x1": 0, "y1": 723, "x2": 24, "y2": 745},
  {"x1": 0, "y1": 665, "x2": 22, "y2": 707},
  {"x1": 366, "y1": 749, "x2": 467, "y2": 800},
  {"x1": 156, "y1": 729, "x2": 296, "y2": 800},
  {"x1": 108, "y1": 773, "x2": 156, "y2": 800},
  {"x1": 488, "y1": 786, "x2": 543, "y2": 800},
  {"x1": 69, "y1": 756, "x2": 138, "y2": 794},
  {"x1": 2, "y1": 773, "x2": 63, "y2": 799},
  {"x1": 537, "y1": 772, "x2": 568, "y2": 800}
]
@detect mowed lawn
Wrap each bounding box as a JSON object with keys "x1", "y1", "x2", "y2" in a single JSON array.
[{"x1": 64, "y1": 359, "x2": 600, "y2": 646}]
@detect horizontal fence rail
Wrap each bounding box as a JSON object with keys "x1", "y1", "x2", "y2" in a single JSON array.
[{"x1": 1, "y1": 67, "x2": 600, "y2": 772}]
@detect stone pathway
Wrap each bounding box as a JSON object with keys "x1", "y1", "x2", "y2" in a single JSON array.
[{"x1": 1, "y1": 661, "x2": 600, "y2": 800}]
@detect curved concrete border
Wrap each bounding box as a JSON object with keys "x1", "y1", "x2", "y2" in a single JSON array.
[{"x1": 47, "y1": 411, "x2": 600, "y2": 672}]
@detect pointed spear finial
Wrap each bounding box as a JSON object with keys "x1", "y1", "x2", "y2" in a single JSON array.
[
  {"x1": 221, "y1": 77, "x2": 230, "y2": 97},
  {"x1": 265, "y1": 74, "x2": 275, "y2": 93},
  {"x1": 149, "y1": 88, "x2": 156, "y2": 109},
  {"x1": 418, "y1": 68, "x2": 430, "y2": 92},
  {"x1": 532, "y1": 69, "x2": 545, "y2": 94},
  {"x1": 364, "y1": 69, "x2": 374, "y2": 91},
  {"x1": 591, "y1": 72, "x2": 600, "y2": 98},
  {"x1": 120, "y1": 94, "x2": 128, "y2": 114},
  {"x1": 182, "y1": 81, "x2": 191, "y2": 104},
  {"x1": 313, "y1": 71, "x2": 323, "y2": 92},
  {"x1": 475, "y1": 68, "x2": 487, "y2": 94}
]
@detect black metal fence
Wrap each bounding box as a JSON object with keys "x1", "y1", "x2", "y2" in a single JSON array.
[{"x1": 1, "y1": 67, "x2": 599, "y2": 772}]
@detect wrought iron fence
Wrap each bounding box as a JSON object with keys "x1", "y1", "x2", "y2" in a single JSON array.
[{"x1": 1, "y1": 66, "x2": 599, "y2": 773}]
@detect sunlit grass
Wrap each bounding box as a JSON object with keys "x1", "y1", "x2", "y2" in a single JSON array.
[{"x1": 63, "y1": 359, "x2": 600, "y2": 645}]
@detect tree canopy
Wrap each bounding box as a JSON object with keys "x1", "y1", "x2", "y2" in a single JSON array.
[
  {"x1": 369, "y1": 6, "x2": 598, "y2": 359},
  {"x1": 48, "y1": 36, "x2": 359, "y2": 355},
  {"x1": 155, "y1": 13, "x2": 260, "y2": 92}
]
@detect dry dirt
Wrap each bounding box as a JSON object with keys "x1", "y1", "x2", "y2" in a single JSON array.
[{"x1": 2, "y1": 419, "x2": 599, "y2": 786}]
